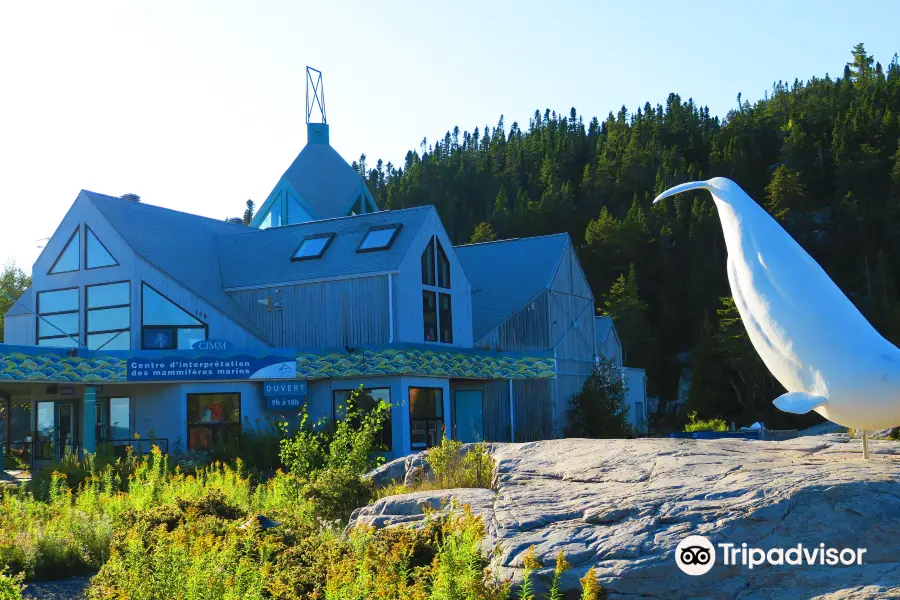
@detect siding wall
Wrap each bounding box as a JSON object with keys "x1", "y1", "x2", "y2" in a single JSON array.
[
  {"x1": 229, "y1": 275, "x2": 391, "y2": 348},
  {"x1": 548, "y1": 243, "x2": 596, "y2": 437},
  {"x1": 3, "y1": 315, "x2": 34, "y2": 346},
  {"x1": 474, "y1": 290, "x2": 551, "y2": 352},
  {"x1": 449, "y1": 379, "x2": 511, "y2": 443}
]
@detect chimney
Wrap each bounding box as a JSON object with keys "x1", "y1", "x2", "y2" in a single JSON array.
[{"x1": 121, "y1": 193, "x2": 141, "y2": 202}]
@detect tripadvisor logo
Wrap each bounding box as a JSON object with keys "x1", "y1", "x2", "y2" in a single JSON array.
[{"x1": 675, "y1": 535, "x2": 867, "y2": 575}]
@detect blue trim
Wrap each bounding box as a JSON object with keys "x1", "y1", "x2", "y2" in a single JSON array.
[{"x1": 251, "y1": 180, "x2": 318, "y2": 228}]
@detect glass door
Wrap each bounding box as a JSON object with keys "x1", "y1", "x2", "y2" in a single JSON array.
[
  {"x1": 453, "y1": 390, "x2": 484, "y2": 443},
  {"x1": 56, "y1": 403, "x2": 76, "y2": 459},
  {"x1": 36, "y1": 401, "x2": 55, "y2": 460}
]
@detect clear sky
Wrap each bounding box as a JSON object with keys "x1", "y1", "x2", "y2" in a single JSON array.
[{"x1": 1, "y1": 0, "x2": 897, "y2": 274}]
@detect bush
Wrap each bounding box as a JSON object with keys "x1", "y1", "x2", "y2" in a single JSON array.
[
  {"x1": 426, "y1": 437, "x2": 494, "y2": 490},
  {"x1": 0, "y1": 570, "x2": 23, "y2": 600},
  {"x1": 683, "y1": 411, "x2": 728, "y2": 432},
  {"x1": 566, "y1": 357, "x2": 631, "y2": 438}
]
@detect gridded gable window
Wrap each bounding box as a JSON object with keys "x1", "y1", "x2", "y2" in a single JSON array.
[
  {"x1": 141, "y1": 283, "x2": 207, "y2": 349},
  {"x1": 86, "y1": 282, "x2": 130, "y2": 350},
  {"x1": 36, "y1": 288, "x2": 79, "y2": 347},
  {"x1": 86, "y1": 227, "x2": 118, "y2": 269},
  {"x1": 420, "y1": 236, "x2": 452, "y2": 343},
  {"x1": 358, "y1": 225, "x2": 401, "y2": 252},
  {"x1": 49, "y1": 228, "x2": 80, "y2": 274},
  {"x1": 292, "y1": 233, "x2": 334, "y2": 260}
]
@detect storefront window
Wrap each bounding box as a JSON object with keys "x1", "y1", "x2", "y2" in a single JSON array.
[
  {"x1": 187, "y1": 393, "x2": 240, "y2": 450},
  {"x1": 409, "y1": 387, "x2": 443, "y2": 450},
  {"x1": 333, "y1": 388, "x2": 392, "y2": 451}
]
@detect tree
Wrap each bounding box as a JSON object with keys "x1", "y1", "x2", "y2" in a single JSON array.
[
  {"x1": 0, "y1": 262, "x2": 31, "y2": 343},
  {"x1": 565, "y1": 356, "x2": 630, "y2": 438},
  {"x1": 242, "y1": 200, "x2": 256, "y2": 225},
  {"x1": 601, "y1": 264, "x2": 654, "y2": 367},
  {"x1": 765, "y1": 165, "x2": 805, "y2": 223},
  {"x1": 469, "y1": 222, "x2": 497, "y2": 244}
]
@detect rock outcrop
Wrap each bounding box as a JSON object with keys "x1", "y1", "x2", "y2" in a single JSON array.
[{"x1": 355, "y1": 435, "x2": 900, "y2": 599}]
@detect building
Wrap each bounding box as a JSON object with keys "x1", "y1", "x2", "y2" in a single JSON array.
[
  {"x1": 594, "y1": 316, "x2": 649, "y2": 433},
  {"x1": 0, "y1": 94, "x2": 598, "y2": 465}
]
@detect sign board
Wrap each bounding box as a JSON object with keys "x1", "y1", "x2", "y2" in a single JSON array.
[
  {"x1": 127, "y1": 354, "x2": 296, "y2": 382},
  {"x1": 60, "y1": 386, "x2": 74, "y2": 396},
  {"x1": 265, "y1": 395, "x2": 306, "y2": 410},
  {"x1": 192, "y1": 339, "x2": 234, "y2": 352},
  {"x1": 263, "y1": 381, "x2": 307, "y2": 396}
]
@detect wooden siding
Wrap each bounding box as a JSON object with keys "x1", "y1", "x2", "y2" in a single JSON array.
[
  {"x1": 474, "y1": 289, "x2": 551, "y2": 351},
  {"x1": 3, "y1": 315, "x2": 34, "y2": 346},
  {"x1": 513, "y1": 379, "x2": 552, "y2": 441},
  {"x1": 229, "y1": 275, "x2": 391, "y2": 348},
  {"x1": 450, "y1": 379, "x2": 511, "y2": 443}
]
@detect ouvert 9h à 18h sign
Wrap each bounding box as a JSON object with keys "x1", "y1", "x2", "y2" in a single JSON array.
[{"x1": 263, "y1": 381, "x2": 308, "y2": 410}]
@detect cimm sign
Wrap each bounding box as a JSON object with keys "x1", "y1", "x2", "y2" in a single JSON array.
[{"x1": 192, "y1": 339, "x2": 234, "y2": 351}]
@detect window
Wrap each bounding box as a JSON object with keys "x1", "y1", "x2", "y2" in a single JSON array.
[
  {"x1": 96, "y1": 397, "x2": 131, "y2": 442},
  {"x1": 141, "y1": 283, "x2": 207, "y2": 349},
  {"x1": 85, "y1": 227, "x2": 118, "y2": 269},
  {"x1": 409, "y1": 387, "x2": 443, "y2": 450},
  {"x1": 86, "y1": 282, "x2": 130, "y2": 350},
  {"x1": 439, "y1": 293, "x2": 453, "y2": 343},
  {"x1": 421, "y1": 236, "x2": 453, "y2": 343},
  {"x1": 423, "y1": 291, "x2": 437, "y2": 342},
  {"x1": 292, "y1": 233, "x2": 334, "y2": 260},
  {"x1": 421, "y1": 242, "x2": 435, "y2": 286},
  {"x1": 49, "y1": 228, "x2": 80, "y2": 274},
  {"x1": 437, "y1": 243, "x2": 450, "y2": 288},
  {"x1": 36, "y1": 288, "x2": 79, "y2": 347},
  {"x1": 333, "y1": 388, "x2": 392, "y2": 451},
  {"x1": 187, "y1": 393, "x2": 240, "y2": 450},
  {"x1": 358, "y1": 225, "x2": 401, "y2": 252}
]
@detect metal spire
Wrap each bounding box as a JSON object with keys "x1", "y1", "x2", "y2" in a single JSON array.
[{"x1": 306, "y1": 66, "x2": 326, "y2": 125}]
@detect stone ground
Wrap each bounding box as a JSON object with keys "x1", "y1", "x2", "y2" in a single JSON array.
[
  {"x1": 355, "y1": 435, "x2": 900, "y2": 599},
  {"x1": 22, "y1": 577, "x2": 92, "y2": 600}
]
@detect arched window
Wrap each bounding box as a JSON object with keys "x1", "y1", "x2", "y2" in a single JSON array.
[{"x1": 421, "y1": 236, "x2": 452, "y2": 343}]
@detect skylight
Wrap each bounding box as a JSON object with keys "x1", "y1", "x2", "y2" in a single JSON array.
[
  {"x1": 358, "y1": 225, "x2": 401, "y2": 253},
  {"x1": 292, "y1": 233, "x2": 334, "y2": 260}
]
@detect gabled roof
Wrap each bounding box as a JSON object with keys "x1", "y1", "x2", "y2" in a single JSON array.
[
  {"x1": 275, "y1": 142, "x2": 373, "y2": 220},
  {"x1": 595, "y1": 315, "x2": 613, "y2": 344},
  {"x1": 84, "y1": 191, "x2": 272, "y2": 345},
  {"x1": 455, "y1": 233, "x2": 569, "y2": 340},
  {"x1": 216, "y1": 206, "x2": 432, "y2": 289},
  {"x1": 5, "y1": 288, "x2": 32, "y2": 317}
]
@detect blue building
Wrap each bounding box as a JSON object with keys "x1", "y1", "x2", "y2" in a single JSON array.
[{"x1": 0, "y1": 118, "x2": 596, "y2": 466}]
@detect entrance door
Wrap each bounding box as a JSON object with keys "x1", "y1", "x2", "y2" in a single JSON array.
[
  {"x1": 454, "y1": 390, "x2": 484, "y2": 443},
  {"x1": 36, "y1": 401, "x2": 55, "y2": 460},
  {"x1": 56, "y1": 403, "x2": 76, "y2": 459}
]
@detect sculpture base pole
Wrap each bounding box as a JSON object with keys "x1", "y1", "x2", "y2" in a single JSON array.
[{"x1": 862, "y1": 430, "x2": 870, "y2": 460}]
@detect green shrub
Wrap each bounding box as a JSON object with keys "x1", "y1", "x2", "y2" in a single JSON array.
[
  {"x1": 426, "y1": 437, "x2": 494, "y2": 490},
  {"x1": 683, "y1": 411, "x2": 728, "y2": 432},
  {"x1": 566, "y1": 357, "x2": 631, "y2": 438},
  {"x1": 0, "y1": 570, "x2": 23, "y2": 600}
]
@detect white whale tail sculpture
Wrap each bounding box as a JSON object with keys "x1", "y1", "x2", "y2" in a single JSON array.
[{"x1": 654, "y1": 177, "x2": 900, "y2": 434}]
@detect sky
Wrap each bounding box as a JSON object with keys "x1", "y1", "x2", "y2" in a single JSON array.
[{"x1": 1, "y1": 0, "x2": 897, "y2": 274}]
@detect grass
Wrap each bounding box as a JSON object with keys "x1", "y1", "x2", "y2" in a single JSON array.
[
  {"x1": 377, "y1": 436, "x2": 496, "y2": 499},
  {"x1": 683, "y1": 411, "x2": 728, "y2": 433},
  {"x1": 0, "y1": 389, "x2": 604, "y2": 599}
]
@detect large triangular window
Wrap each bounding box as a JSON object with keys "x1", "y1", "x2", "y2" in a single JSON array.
[
  {"x1": 49, "y1": 227, "x2": 80, "y2": 274},
  {"x1": 86, "y1": 227, "x2": 118, "y2": 269},
  {"x1": 141, "y1": 283, "x2": 207, "y2": 349}
]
